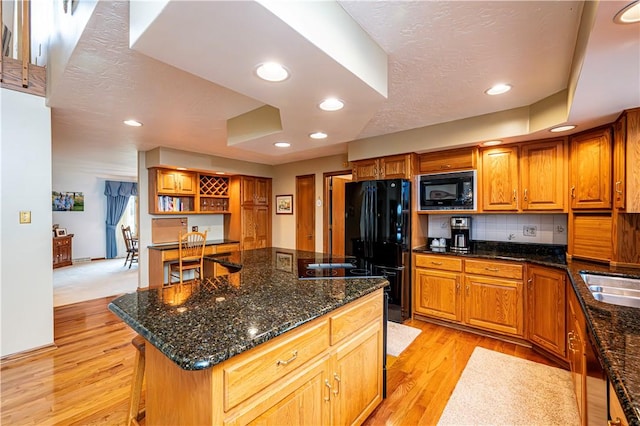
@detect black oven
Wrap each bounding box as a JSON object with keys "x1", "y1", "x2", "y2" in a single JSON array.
[{"x1": 418, "y1": 170, "x2": 476, "y2": 211}]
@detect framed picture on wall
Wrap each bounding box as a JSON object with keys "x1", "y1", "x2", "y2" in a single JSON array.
[
  {"x1": 55, "y1": 228, "x2": 67, "y2": 237},
  {"x1": 52, "y1": 191, "x2": 84, "y2": 211},
  {"x1": 275, "y1": 194, "x2": 293, "y2": 215}
]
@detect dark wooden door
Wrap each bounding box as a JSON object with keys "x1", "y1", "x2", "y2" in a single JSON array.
[{"x1": 296, "y1": 175, "x2": 315, "y2": 252}]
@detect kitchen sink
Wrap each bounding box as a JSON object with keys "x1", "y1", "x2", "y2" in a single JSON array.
[{"x1": 580, "y1": 273, "x2": 640, "y2": 309}]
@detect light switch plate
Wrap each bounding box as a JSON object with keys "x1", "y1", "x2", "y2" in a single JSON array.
[{"x1": 19, "y1": 211, "x2": 31, "y2": 224}]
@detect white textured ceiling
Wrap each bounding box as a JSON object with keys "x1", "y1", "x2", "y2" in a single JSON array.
[{"x1": 48, "y1": 0, "x2": 640, "y2": 179}]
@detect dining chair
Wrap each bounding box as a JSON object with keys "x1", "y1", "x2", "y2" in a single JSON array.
[
  {"x1": 121, "y1": 225, "x2": 138, "y2": 269},
  {"x1": 169, "y1": 230, "x2": 208, "y2": 284}
]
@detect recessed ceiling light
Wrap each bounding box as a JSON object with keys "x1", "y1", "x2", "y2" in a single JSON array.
[
  {"x1": 124, "y1": 119, "x2": 142, "y2": 127},
  {"x1": 176, "y1": 167, "x2": 187, "y2": 171},
  {"x1": 215, "y1": 172, "x2": 226, "y2": 175},
  {"x1": 481, "y1": 140, "x2": 503, "y2": 147},
  {"x1": 274, "y1": 142, "x2": 290, "y2": 148},
  {"x1": 256, "y1": 62, "x2": 289, "y2": 82},
  {"x1": 550, "y1": 125, "x2": 576, "y2": 133},
  {"x1": 309, "y1": 132, "x2": 328, "y2": 140},
  {"x1": 485, "y1": 84, "x2": 512, "y2": 95},
  {"x1": 614, "y1": 1, "x2": 640, "y2": 24},
  {"x1": 319, "y1": 98, "x2": 344, "y2": 111}
]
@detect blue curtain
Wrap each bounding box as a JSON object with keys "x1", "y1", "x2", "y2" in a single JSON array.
[{"x1": 105, "y1": 181, "x2": 138, "y2": 259}]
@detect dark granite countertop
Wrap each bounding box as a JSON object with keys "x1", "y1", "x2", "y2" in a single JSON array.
[
  {"x1": 108, "y1": 248, "x2": 388, "y2": 371},
  {"x1": 147, "y1": 238, "x2": 239, "y2": 250},
  {"x1": 413, "y1": 241, "x2": 640, "y2": 425}
]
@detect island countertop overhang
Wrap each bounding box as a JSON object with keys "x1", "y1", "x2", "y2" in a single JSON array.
[{"x1": 108, "y1": 247, "x2": 389, "y2": 371}]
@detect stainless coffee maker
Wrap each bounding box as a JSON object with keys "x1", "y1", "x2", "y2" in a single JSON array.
[{"x1": 450, "y1": 216, "x2": 471, "y2": 253}]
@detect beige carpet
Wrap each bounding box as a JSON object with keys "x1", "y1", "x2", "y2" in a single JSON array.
[
  {"x1": 387, "y1": 322, "x2": 422, "y2": 357},
  {"x1": 53, "y1": 258, "x2": 139, "y2": 306},
  {"x1": 438, "y1": 346, "x2": 580, "y2": 426}
]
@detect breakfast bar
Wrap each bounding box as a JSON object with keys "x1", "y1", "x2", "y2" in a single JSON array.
[{"x1": 109, "y1": 248, "x2": 389, "y2": 425}]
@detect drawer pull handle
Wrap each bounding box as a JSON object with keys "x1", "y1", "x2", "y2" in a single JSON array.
[
  {"x1": 571, "y1": 186, "x2": 576, "y2": 199},
  {"x1": 431, "y1": 261, "x2": 443, "y2": 266},
  {"x1": 608, "y1": 418, "x2": 622, "y2": 426},
  {"x1": 484, "y1": 267, "x2": 500, "y2": 272},
  {"x1": 615, "y1": 181, "x2": 623, "y2": 195},
  {"x1": 333, "y1": 373, "x2": 341, "y2": 396},
  {"x1": 276, "y1": 350, "x2": 298, "y2": 366},
  {"x1": 324, "y1": 379, "x2": 332, "y2": 402}
]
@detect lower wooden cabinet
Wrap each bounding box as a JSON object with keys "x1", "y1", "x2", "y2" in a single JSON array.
[
  {"x1": 53, "y1": 235, "x2": 73, "y2": 268},
  {"x1": 146, "y1": 290, "x2": 384, "y2": 425},
  {"x1": 414, "y1": 268, "x2": 462, "y2": 322},
  {"x1": 463, "y1": 274, "x2": 524, "y2": 337},
  {"x1": 527, "y1": 265, "x2": 566, "y2": 358},
  {"x1": 567, "y1": 282, "x2": 587, "y2": 425},
  {"x1": 609, "y1": 382, "x2": 630, "y2": 426},
  {"x1": 413, "y1": 254, "x2": 524, "y2": 338}
]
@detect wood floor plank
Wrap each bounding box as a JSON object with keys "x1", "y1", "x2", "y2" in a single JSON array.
[{"x1": 1, "y1": 297, "x2": 564, "y2": 425}]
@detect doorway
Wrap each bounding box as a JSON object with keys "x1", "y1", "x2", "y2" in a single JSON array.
[
  {"x1": 323, "y1": 170, "x2": 352, "y2": 255},
  {"x1": 296, "y1": 174, "x2": 315, "y2": 252}
]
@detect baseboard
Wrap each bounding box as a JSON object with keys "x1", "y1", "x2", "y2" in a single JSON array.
[{"x1": 1, "y1": 343, "x2": 58, "y2": 365}]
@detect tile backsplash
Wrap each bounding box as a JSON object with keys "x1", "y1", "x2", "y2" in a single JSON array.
[{"x1": 427, "y1": 214, "x2": 568, "y2": 245}]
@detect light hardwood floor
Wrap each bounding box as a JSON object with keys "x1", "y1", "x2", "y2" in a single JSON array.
[{"x1": 1, "y1": 298, "x2": 560, "y2": 425}]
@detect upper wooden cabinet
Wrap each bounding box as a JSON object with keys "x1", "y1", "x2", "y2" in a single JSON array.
[
  {"x1": 614, "y1": 108, "x2": 640, "y2": 212},
  {"x1": 241, "y1": 176, "x2": 270, "y2": 206},
  {"x1": 418, "y1": 147, "x2": 477, "y2": 173},
  {"x1": 352, "y1": 154, "x2": 412, "y2": 181},
  {"x1": 520, "y1": 138, "x2": 567, "y2": 211},
  {"x1": 156, "y1": 169, "x2": 197, "y2": 195},
  {"x1": 481, "y1": 139, "x2": 567, "y2": 212},
  {"x1": 570, "y1": 126, "x2": 613, "y2": 210},
  {"x1": 149, "y1": 168, "x2": 231, "y2": 214},
  {"x1": 481, "y1": 146, "x2": 519, "y2": 211}
]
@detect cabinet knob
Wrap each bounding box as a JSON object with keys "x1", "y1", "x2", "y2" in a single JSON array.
[{"x1": 608, "y1": 418, "x2": 622, "y2": 426}]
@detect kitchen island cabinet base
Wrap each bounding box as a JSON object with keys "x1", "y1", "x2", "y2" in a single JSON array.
[{"x1": 145, "y1": 289, "x2": 384, "y2": 425}]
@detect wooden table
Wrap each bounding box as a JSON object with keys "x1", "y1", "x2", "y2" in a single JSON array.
[{"x1": 147, "y1": 240, "x2": 239, "y2": 288}]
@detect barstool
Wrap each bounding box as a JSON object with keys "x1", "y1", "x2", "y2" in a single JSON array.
[{"x1": 128, "y1": 335, "x2": 146, "y2": 426}]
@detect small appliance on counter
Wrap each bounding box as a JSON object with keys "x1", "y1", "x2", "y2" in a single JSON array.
[
  {"x1": 450, "y1": 216, "x2": 471, "y2": 253},
  {"x1": 429, "y1": 237, "x2": 447, "y2": 253}
]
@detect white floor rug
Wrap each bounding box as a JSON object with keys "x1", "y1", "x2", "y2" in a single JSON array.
[
  {"x1": 438, "y1": 346, "x2": 580, "y2": 426},
  {"x1": 387, "y1": 322, "x2": 422, "y2": 357}
]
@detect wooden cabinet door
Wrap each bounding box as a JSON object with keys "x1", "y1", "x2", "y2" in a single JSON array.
[
  {"x1": 620, "y1": 108, "x2": 640, "y2": 212},
  {"x1": 481, "y1": 146, "x2": 519, "y2": 211},
  {"x1": 254, "y1": 178, "x2": 270, "y2": 205},
  {"x1": 254, "y1": 206, "x2": 270, "y2": 249},
  {"x1": 379, "y1": 154, "x2": 411, "y2": 179},
  {"x1": 567, "y1": 285, "x2": 587, "y2": 425},
  {"x1": 223, "y1": 355, "x2": 332, "y2": 426},
  {"x1": 463, "y1": 275, "x2": 524, "y2": 337},
  {"x1": 241, "y1": 177, "x2": 256, "y2": 205},
  {"x1": 352, "y1": 159, "x2": 379, "y2": 181},
  {"x1": 241, "y1": 206, "x2": 257, "y2": 249},
  {"x1": 157, "y1": 170, "x2": 196, "y2": 194},
  {"x1": 414, "y1": 268, "x2": 462, "y2": 322},
  {"x1": 527, "y1": 265, "x2": 566, "y2": 358},
  {"x1": 418, "y1": 147, "x2": 476, "y2": 173},
  {"x1": 520, "y1": 139, "x2": 567, "y2": 211},
  {"x1": 332, "y1": 322, "x2": 383, "y2": 426},
  {"x1": 570, "y1": 127, "x2": 612, "y2": 209},
  {"x1": 614, "y1": 115, "x2": 626, "y2": 209}
]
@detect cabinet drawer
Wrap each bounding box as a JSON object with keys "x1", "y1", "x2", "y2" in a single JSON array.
[
  {"x1": 330, "y1": 291, "x2": 382, "y2": 345},
  {"x1": 464, "y1": 259, "x2": 523, "y2": 279},
  {"x1": 215, "y1": 243, "x2": 240, "y2": 254},
  {"x1": 162, "y1": 245, "x2": 217, "y2": 262},
  {"x1": 223, "y1": 319, "x2": 330, "y2": 411},
  {"x1": 54, "y1": 239, "x2": 69, "y2": 247},
  {"x1": 415, "y1": 254, "x2": 463, "y2": 272}
]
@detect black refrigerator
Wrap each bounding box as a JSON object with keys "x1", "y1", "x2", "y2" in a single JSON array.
[{"x1": 345, "y1": 179, "x2": 411, "y2": 323}]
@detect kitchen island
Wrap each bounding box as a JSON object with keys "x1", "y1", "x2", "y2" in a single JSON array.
[{"x1": 109, "y1": 248, "x2": 389, "y2": 425}]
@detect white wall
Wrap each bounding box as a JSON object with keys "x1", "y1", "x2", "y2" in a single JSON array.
[
  {"x1": 272, "y1": 154, "x2": 349, "y2": 251},
  {"x1": 51, "y1": 171, "x2": 138, "y2": 260},
  {"x1": 1, "y1": 89, "x2": 54, "y2": 356}
]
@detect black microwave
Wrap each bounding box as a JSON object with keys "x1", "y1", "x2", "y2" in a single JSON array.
[{"x1": 418, "y1": 170, "x2": 476, "y2": 211}]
